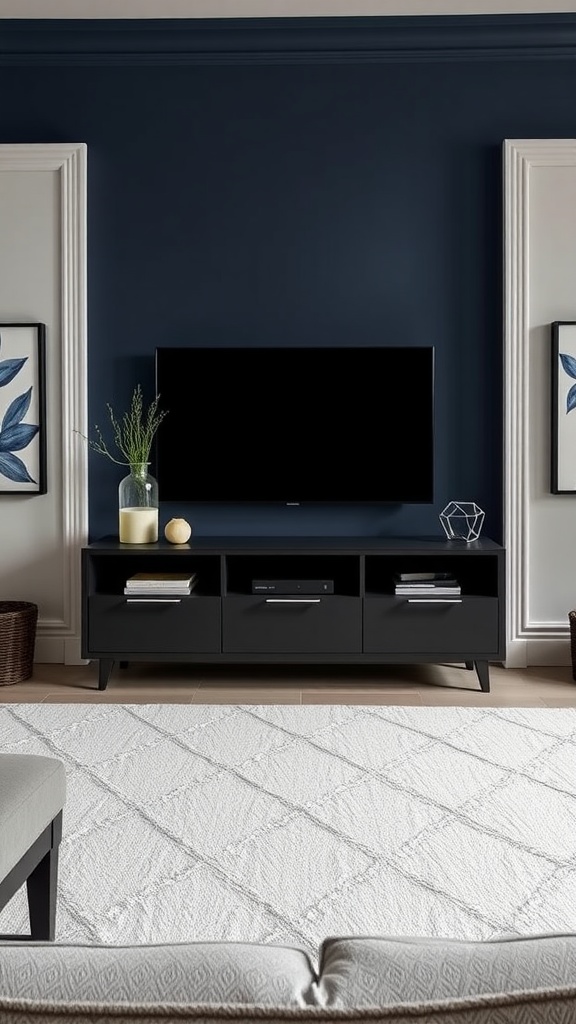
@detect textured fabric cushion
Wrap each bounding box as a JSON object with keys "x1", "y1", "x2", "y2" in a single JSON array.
[
  {"x1": 2, "y1": 939, "x2": 576, "y2": 1022},
  {"x1": 0, "y1": 941, "x2": 316, "y2": 1007},
  {"x1": 316, "y1": 933, "x2": 576, "y2": 1007},
  {"x1": 2, "y1": 987, "x2": 576, "y2": 1024},
  {"x1": 0, "y1": 755, "x2": 66, "y2": 879}
]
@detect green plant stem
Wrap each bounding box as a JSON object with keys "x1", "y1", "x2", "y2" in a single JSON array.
[{"x1": 74, "y1": 385, "x2": 168, "y2": 466}]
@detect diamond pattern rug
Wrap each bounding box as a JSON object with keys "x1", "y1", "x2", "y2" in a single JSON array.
[{"x1": 1, "y1": 703, "x2": 576, "y2": 955}]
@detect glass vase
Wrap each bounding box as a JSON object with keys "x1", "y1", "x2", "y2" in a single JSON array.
[{"x1": 118, "y1": 463, "x2": 159, "y2": 544}]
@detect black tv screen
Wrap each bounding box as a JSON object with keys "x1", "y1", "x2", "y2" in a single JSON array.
[{"x1": 155, "y1": 346, "x2": 434, "y2": 504}]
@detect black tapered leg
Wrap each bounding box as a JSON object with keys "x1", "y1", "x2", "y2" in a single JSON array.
[
  {"x1": 98, "y1": 659, "x2": 114, "y2": 690},
  {"x1": 26, "y1": 844, "x2": 59, "y2": 941},
  {"x1": 475, "y1": 660, "x2": 490, "y2": 693},
  {"x1": 0, "y1": 813, "x2": 62, "y2": 943},
  {"x1": 465, "y1": 661, "x2": 473, "y2": 670}
]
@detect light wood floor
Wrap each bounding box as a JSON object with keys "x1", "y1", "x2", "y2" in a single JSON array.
[{"x1": 1, "y1": 661, "x2": 575, "y2": 705}]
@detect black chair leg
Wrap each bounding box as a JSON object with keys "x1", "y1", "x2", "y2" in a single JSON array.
[
  {"x1": 475, "y1": 659, "x2": 490, "y2": 693},
  {"x1": 26, "y1": 841, "x2": 59, "y2": 941}
]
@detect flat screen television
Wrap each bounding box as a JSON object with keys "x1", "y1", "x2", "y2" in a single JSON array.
[{"x1": 154, "y1": 345, "x2": 435, "y2": 504}]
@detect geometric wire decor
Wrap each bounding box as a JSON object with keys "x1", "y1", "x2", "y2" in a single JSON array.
[{"x1": 439, "y1": 501, "x2": 485, "y2": 541}]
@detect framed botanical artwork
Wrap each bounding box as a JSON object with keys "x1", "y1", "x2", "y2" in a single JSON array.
[{"x1": 0, "y1": 322, "x2": 47, "y2": 495}]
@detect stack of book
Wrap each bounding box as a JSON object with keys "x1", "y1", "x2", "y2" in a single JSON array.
[
  {"x1": 393, "y1": 571, "x2": 461, "y2": 596},
  {"x1": 124, "y1": 572, "x2": 197, "y2": 596}
]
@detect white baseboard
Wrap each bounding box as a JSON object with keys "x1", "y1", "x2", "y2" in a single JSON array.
[
  {"x1": 34, "y1": 636, "x2": 88, "y2": 665},
  {"x1": 34, "y1": 636, "x2": 65, "y2": 663},
  {"x1": 505, "y1": 638, "x2": 528, "y2": 668},
  {"x1": 525, "y1": 639, "x2": 571, "y2": 667},
  {"x1": 506, "y1": 637, "x2": 571, "y2": 668},
  {"x1": 64, "y1": 636, "x2": 89, "y2": 666}
]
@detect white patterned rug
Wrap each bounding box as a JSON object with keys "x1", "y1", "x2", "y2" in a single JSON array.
[{"x1": 1, "y1": 703, "x2": 576, "y2": 956}]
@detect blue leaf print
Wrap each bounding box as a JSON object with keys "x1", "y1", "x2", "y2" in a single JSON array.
[
  {"x1": 0, "y1": 357, "x2": 26, "y2": 387},
  {"x1": 0, "y1": 451, "x2": 35, "y2": 484},
  {"x1": 2, "y1": 387, "x2": 32, "y2": 431},
  {"x1": 0, "y1": 423, "x2": 38, "y2": 452},
  {"x1": 567, "y1": 383, "x2": 576, "y2": 414},
  {"x1": 0, "y1": 336, "x2": 38, "y2": 484}
]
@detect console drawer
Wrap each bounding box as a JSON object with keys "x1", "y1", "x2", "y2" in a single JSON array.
[
  {"x1": 222, "y1": 595, "x2": 362, "y2": 654},
  {"x1": 88, "y1": 595, "x2": 221, "y2": 654},
  {"x1": 363, "y1": 596, "x2": 499, "y2": 654}
]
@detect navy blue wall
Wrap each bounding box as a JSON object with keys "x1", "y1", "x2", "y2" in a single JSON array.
[{"x1": 2, "y1": 15, "x2": 576, "y2": 541}]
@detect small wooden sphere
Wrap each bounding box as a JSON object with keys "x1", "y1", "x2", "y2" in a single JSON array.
[{"x1": 164, "y1": 518, "x2": 192, "y2": 544}]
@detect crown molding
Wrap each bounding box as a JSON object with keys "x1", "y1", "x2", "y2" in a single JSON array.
[{"x1": 2, "y1": 14, "x2": 576, "y2": 65}]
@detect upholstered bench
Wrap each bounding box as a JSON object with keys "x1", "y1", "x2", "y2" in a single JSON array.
[
  {"x1": 2, "y1": 934, "x2": 576, "y2": 1022},
  {"x1": 0, "y1": 754, "x2": 66, "y2": 941}
]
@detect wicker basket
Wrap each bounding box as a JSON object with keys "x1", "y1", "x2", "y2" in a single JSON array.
[{"x1": 0, "y1": 601, "x2": 38, "y2": 685}]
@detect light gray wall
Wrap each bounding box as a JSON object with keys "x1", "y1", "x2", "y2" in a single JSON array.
[
  {"x1": 0, "y1": 144, "x2": 87, "y2": 665},
  {"x1": 0, "y1": 169, "x2": 64, "y2": 657},
  {"x1": 505, "y1": 140, "x2": 576, "y2": 667}
]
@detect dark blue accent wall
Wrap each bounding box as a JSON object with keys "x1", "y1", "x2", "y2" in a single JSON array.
[{"x1": 2, "y1": 14, "x2": 576, "y2": 541}]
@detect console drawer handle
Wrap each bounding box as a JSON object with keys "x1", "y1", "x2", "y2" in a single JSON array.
[
  {"x1": 265, "y1": 598, "x2": 321, "y2": 604},
  {"x1": 406, "y1": 599, "x2": 463, "y2": 604},
  {"x1": 125, "y1": 598, "x2": 182, "y2": 604}
]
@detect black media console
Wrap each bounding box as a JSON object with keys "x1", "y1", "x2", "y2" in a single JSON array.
[{"x1": 81, "y1": 536, "x2": 506, "y2": 692}]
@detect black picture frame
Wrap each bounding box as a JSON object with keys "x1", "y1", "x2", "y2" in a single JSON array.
[{"x1": 0, "y1": 322, "x2": 47, "y2": 495}]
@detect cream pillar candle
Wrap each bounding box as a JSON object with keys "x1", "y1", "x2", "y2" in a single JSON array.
[{"x1": 119, "y1": 507, "x2": 159, "y2": 544}]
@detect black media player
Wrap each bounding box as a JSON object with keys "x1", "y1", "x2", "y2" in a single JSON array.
[{"x1": 251, "y1": 579, "x2": 335, "y2": 595}]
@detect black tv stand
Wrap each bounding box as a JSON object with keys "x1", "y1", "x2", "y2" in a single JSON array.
[{"x1": 81, "y1": 535, "x2": 505, "y2": 692}]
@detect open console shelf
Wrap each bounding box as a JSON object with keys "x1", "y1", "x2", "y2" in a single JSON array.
[{"x1": 82, "y1": 536, "x2": 505, "y2": 692}]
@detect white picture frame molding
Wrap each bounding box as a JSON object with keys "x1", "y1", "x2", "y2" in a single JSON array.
[
  {"x1": 504, "y1": 138, "x2": 576, "y2": 667},
  {"x1": 0, "y1": 143, "x2": 88, "y2": 664}
]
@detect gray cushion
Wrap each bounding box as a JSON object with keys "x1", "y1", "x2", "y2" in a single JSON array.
[
  {"x1": 316, "y1": 933, "x2": 576, "y2": 1007},
  {"x1": 2, "y1": 985, "x2": 576, "y2": 1024},
  {"x1": 0, "y1": 941, "x2": 316, "y2": 1007},
  {"x1": 0, "y1": 754, "x2": 66, "y2": 879},
  {"x1": 2, "y1": 938, "x2": 576, "y2": 1023}
]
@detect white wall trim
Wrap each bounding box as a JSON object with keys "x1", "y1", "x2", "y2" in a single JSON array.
[
  {"x1": 0, "y1": 143, "x2": 87, "y2": 664},
  {"x1": 504, "y1": 138, "x2": 576, "y2": 666}
]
